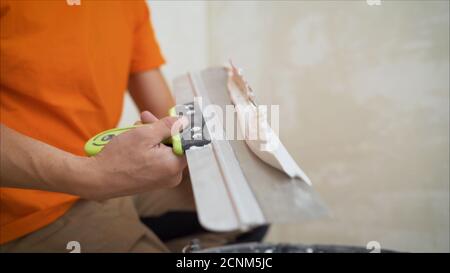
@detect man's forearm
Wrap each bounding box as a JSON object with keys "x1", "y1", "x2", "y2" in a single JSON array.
[
  {"x1": 0, "y1": 124, "x2": 99, "y2": 196},
  {"x1": 128, "y1": 69, "x2": 175, "y2": 118}
]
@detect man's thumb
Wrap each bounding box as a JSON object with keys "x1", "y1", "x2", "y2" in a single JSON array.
[{"x1": 148, "y1": 116, "x2": 188, "y2": 144}]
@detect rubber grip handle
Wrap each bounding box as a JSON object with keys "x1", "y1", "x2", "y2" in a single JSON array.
[{"x1": 84, "y1": 106, "x2": 181, "y2": 156}]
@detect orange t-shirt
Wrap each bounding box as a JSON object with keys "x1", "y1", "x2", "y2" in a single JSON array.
[{"x1": 0, "y1": 0, "x2": 165, "y2": 244}]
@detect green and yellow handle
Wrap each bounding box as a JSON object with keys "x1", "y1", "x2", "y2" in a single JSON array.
[{"x1": 84, "y1": 107, "x2": 183, "y2": 156}]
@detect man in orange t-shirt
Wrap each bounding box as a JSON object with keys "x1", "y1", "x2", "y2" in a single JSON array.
[{"x1": 0, "y1": 0, "x2": 221, "y2": 252}]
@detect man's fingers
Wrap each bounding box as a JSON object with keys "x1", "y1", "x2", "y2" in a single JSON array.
[
  {"x1": 172, "y1": 115, "x2": 189, "y2": 136},
  {"x1": 153, "y1": 144, "x2": 187, "y2": 187},
  {"x1": 134, "y1": 111, "x2": 158, "y2": 125},
  {"x1": 164, "y1": 154, "x2": 187, "y2": 187},
  {"x1": 140, "y1": 111, "x2": 158, "y2": 124},
  {"x1": 146, "y1": 116, "x2": 188, "y2": 144}
]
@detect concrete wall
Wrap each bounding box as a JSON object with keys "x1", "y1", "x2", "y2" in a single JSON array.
[{"x1": 119, "y1": 0, "x2": 449, "y2": 252}]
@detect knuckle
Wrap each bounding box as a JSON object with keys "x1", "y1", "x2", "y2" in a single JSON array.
[
  {"x1": 167, "y1": 173, "x2": 183, "y2": 188},
  {"x1": 166, "y1": 163, "x2": 181, "y2": 176},
  {"x1": 161, "y1": 117, "x2": 175, "y2": 132},
  {"x1": 137, "y1": 127, "x2": 150, "y2": 137},
  {"x1": 130, "y1": 128, "x2": 145, "y2": 140}
]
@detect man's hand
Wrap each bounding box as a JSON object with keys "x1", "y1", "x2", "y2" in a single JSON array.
[
  {"x1": 86, "y1": 114, "x2": 187, "y2": 199},
  {"x1": 0, "y1": 113, "x2": 188, "y2": 200}
]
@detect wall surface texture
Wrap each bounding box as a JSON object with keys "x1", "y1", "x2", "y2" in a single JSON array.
[{"x1": 119, "y1": 0, "x2": 449, "y2": 252}]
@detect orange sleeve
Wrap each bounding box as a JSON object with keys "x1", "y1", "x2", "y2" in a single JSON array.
[{"x1": 130, "y1": 2, "x2": 165, "y2": 74}]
